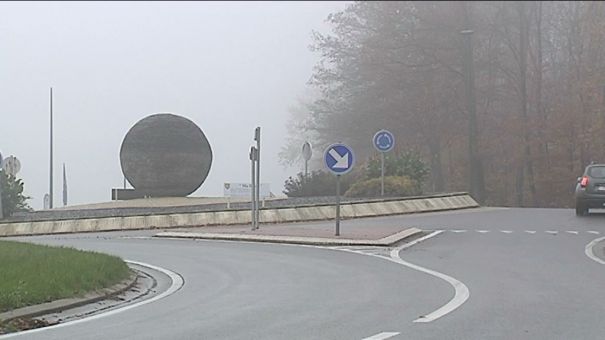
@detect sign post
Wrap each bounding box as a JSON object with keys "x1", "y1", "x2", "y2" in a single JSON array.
[
  {"x1": 324, "y1": 143, "x2": 355, "y2": 236},
  {"x1": 373, "y1": 130, "x2": 395, "y2": 196},
  {"x1": 254, "y1": 127, "x2": 261, "y2": 230},
  {"x1": 249, "y1": 146, "x2": 258, "y2": 230}
]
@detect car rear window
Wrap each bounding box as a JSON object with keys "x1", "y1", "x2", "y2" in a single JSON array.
[{"x1": 588, "y1": 166, "x2": 605, "y2": 178}]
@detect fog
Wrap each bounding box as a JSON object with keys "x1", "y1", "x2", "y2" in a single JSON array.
[{"x1": 0, "y1": 1, "x2": 347, "y2": 209}]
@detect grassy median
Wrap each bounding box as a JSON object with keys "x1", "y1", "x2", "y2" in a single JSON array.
[{"x1": 0, "y1": 240, "x2": 131, "y2": 313}]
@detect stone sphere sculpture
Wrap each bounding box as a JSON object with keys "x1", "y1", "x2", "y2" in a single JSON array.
[{"x1": 120, "y1": 113, "x2": 213, "y2": 197}]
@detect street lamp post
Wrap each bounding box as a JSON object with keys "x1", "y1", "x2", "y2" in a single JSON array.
[{"x1": 460, "y1": 29, "x2": 485, "y2": 203}]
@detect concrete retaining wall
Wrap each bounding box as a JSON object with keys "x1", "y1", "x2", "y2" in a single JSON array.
[{"x1": 0, "y1": 193, "x2": 478, "y2": 237}]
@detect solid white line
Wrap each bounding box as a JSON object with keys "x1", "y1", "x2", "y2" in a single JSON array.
[
  {"x1": 500, "y1": 230, "x2": 513, "y2": 234},
  {"x1": 390, "y1": 231, "x2": 469, "y2": 323},
  {"x1": 362, "y1": 332, "x2": 400, "y2": 340},
  {"x1": 587, "y1": 231, "x2": 600, "y2": 235},
  {"x1": 475, "y1": 230, "x2": 489, "y2": 233},
  {"x1": 565, "y1": 231, "x2": 579, "y2": 235},
  {"x1": 585, "y1": 236, "x2": 605, "y2": 265},
  {"x1": 398, "y1": 230, "x2": 445, "y2": 251},
  {"x1": 154, "y1": 231, "x2": 468, "y2": 323},
  {"x1": 335, "y1": 230, "x2": 469, "y2": 322},
  {"x1": 0, "y1": 260, "x2": 185, "y2": 339},
  {"x1": 524, "y1": 230, "x2": 536, "y2": 234}
]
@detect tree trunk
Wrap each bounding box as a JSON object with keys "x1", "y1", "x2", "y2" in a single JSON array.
[
  {"x1": 461, "y1": 1, "x2": 486, "y2": 203},
  {"x1": 518, "y1": 1, "x2": 536, "y2": 206}
]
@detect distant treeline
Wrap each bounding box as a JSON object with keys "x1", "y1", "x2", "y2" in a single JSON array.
[{"x1": 281, "y1": 1, "x2": 605, "y2": 208}]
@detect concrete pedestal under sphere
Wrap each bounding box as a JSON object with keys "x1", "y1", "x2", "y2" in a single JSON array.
[{"x1": 120, "y1": 113, "x2": 213, "y2": 197}]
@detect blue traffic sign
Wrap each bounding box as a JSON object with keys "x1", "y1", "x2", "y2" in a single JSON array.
[
  {"x1": 324, "y1": 143, "x2": 355, "y2": 175},
  {"x1": 373, "y1": 129, "x2": 395, "y2": 152}
]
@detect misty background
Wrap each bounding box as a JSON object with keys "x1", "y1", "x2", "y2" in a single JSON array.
[{"x1": 0, "y1": 1, "x2": 347, "y2": 209}]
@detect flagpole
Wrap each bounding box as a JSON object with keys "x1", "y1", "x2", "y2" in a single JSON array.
[
  {"x1": 49, "y1": 87, "x2": 54, "y2": 209},
  {"x1": 63, "y1": 163, "x2": 67, "y2": 206}
]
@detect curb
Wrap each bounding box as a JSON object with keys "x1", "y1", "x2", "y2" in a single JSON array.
[
  {"x1": 0, "y1": 270, "x2": 138, "y2": 323},
  {"x1": 0, "y1": 193, "x2": 478, "y2": 237},
  {"x1": 154, "y1": 227, "x2": 423, "y2": 247}
]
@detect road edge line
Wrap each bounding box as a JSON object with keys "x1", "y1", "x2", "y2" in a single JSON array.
[
  {"x1": 585, "y1": 236, "x2": 605, "y2": 265},
  {"x1": 0, "y1": 260, "x2": 184, "y2": 339},
  {"x1": 336, "y1": 230, "x2": 469, "y2": 323},
  {"x1": 391, "y1": 230, "x2": 469, "y2": 323}
]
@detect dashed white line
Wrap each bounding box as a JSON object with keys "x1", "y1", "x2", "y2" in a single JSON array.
[
  {"x1": 500, "y1": 230, "x2": 513, "y2": 234},
  {"x1": 524, "y1": 230, "x2": 536, "y2": 234},
  {"x1": 362, "y1": 332, "x2": 400, "y2": 340},
  {"x1": 587, "y1": 231, "x2": 600, "y2": 235},
  {"x1": 585, "y1": 236, "x2": 605, "y2": 265},
  {"x1": 565, "y1": 231, "x2": 579, "y2": 235},
  {"x1": 545, "y1": 230, "x2": 558, "y2": 235},
  {"x1": 0, "y1": 260, "x2": 185, "y2": 339},
  {"x1": 450, "y1": 230, "x2": 467, "y2": 233},
  {"x1": 475, "y1": 230, "x2": 490, "y2": 233}
]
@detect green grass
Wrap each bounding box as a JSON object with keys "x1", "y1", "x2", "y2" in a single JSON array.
[{"x1": 0, "y1": 240, "x2": 131, "y2": 313}]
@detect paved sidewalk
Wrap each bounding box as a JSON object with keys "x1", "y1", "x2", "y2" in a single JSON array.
[{"x1": 155, "y1": 218, "x2": 423, "y2": 246}]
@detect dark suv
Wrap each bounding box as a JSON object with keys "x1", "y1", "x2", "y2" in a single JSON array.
[{"x1": 575, "y1": 164, "x2": 605, "y2": 215}]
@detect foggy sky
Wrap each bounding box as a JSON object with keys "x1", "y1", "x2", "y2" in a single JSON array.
[{"x1": 0, "y1": 1, "x2": 347, "y2": 209}]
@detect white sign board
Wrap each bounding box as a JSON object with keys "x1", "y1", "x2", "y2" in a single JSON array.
[
  {"x1": 43, "y1": 194, "x2": 50, "y2": 210},
  {"x1": 224, "y1": 183, "x2": 271, "y2": 199},
  {"x1": 3, "y1": 156, "x2": 21, "y2": 176}
]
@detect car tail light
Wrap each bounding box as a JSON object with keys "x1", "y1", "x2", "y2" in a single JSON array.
[{"x1": 580, "y1": 176, "x2": 589, "y2": 188}]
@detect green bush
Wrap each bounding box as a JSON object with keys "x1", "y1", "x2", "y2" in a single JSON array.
[
  {"x1": 283, "y1": 170, "x2": 355, "y2": 197},
  {"x1": 365, "y1": 151, "x2": 429, "y2": 184},
  {"x1": 344, "y1": 175, "x2": 422, "y2": 198},
  {"x1": 0, "y1": 170, "x2": 31, "y2": 218}
]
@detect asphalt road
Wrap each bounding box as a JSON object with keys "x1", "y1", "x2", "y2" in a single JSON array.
[{"x1": 4, "y1": 207, "x2": 605, "y2": 339}]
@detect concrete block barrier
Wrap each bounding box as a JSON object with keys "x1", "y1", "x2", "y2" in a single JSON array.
[{"x1": 0, "y1": 193, "x2": 478, "y2": 237}]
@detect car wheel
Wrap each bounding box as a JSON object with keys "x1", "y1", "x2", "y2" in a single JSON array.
[{"x1": 576, "y1": 203, "x2": 588, "y2": 216}]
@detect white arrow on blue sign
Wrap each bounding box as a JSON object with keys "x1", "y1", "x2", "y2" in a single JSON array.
[
  {"x1": 324, "y1": 143, "x2": 355, "y2": 175},
  {"x1": 373, "y1": 129, "x2": 395, "y2": 152}
]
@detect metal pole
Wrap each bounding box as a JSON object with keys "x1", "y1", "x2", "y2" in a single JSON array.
[
  {"x1": 304, "y1": 159, "x2": 308, "y2": 196},
  {"x1": 335, "y1": 174, "x2": 341, "y2": 236},
  {"x1": 254, "y1": 127, "x2": 261, "y2": 229},
  {"x1": 49, "y1": 87, "x2": 54, "y2": 209},
  {"x1": 461, "y1": 28, "x2": 484, "y2": 203},
  {"x1": 250, "y1": 146, "x2": 257, "y2": 230},
  {"x1": 381, "y1": 152, "x2": 385, "y2": 196}
]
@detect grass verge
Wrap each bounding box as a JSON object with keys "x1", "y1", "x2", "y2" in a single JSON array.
[{"x1": 0, "y1": 240, "x2": 131, "y2": 313}]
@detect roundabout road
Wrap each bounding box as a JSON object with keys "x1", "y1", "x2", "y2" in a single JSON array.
[{"x1": 5, "y1": 207, "x2": 605, "y2": 339}]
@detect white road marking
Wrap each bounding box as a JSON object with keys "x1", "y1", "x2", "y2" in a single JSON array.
[
  {"x1": 362, "y1": 332, "x2": 400, "y2": 340},
  {"x1": 398, "y1": 230, "x2": 445, "y2": 251},
  {"x1": 587, "y1": 231, "x2": 600, "y2": 235},
  {"x1": 390, "y1": 231, "x2": 469, "y2": 323},
  {"x1": 500, "y1": 230, "x2": 513, "y2": 234},
  {"x1": 565, "y1": 231, "x2": 579, "y2": 235},
  {"x1": 545, "y1": 230, "x2": 558, "y2": 235},
  {"x1": 335, "y1": 230, "x2": 469, "y2": 322},
  {"x1": 450, "y1": 230, "x2": 467, "y2": 233},
  {"x1": 524, "y1": 230, "x2": 536, "y2": 234},
  {"x1": 585, "y1": 236, "x2": 605, "y2": 265},
  {"x1": 119, "y1": 236, "x2": 153, "y2": 239},
  {"x1": 0, "y1": 260, "x2": 185, "y2": 339},
  {"x1": 476, "y1": 230, "x2": 489, "y2": 233}
]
